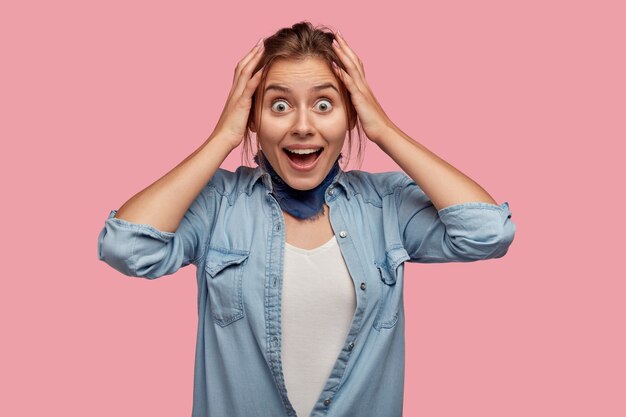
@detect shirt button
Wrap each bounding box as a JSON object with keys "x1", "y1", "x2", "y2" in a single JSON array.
[
  {"x1": 328, "y1": 188, "x2": 334, "y2": 196},
  {"x1": 360, "y1": 282, "x2": 366, "y2": 290},
  {"x1": 348, "y1": 342, "x2": 355, "y2": 351},
  {"x1": 339, "y1": 230, "x2": 347, "y2": 238},
  {"x1": 275, "y1": 224, "x2": 281, "y2": 232},
  {"x1": 323, "y1": 399, "x2": 331, "y2": 406}
]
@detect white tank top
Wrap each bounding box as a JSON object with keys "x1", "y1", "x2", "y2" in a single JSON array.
[{"x1": 282, "y1": 236, "x2": 356, "y2": 417}]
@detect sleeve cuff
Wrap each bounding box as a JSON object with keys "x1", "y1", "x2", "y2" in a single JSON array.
[
  {"x1": 438, "y1": 201, "x2": 512, "y2": 222},
  {"x1": 97, "y1": 209, "x2": 177, "y2": 277},
  {"x1": 104, "y1": 210, "x2": 175, "y2": 242},
  {"x1": 436, "y1": 201, "x2": 515, "y2": 259}
]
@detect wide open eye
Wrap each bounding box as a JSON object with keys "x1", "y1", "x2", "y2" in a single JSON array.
[
  {"x1": 271, "y1": 99, "x2": 289, "y2": 113},
  {"x1": 315, "y1": 99, "x2": 333, "y2": 112}
]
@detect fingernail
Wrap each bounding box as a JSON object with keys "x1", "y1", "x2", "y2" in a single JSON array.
[
  {"x1": 256, "y1": 38, "x2": 263, "y2": 47},
  {"x1": 337, "y1": 30, "x2": 343, "y2": 38}
]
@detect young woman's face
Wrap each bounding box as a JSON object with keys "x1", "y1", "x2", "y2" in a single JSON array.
[{"x1": 253, "y1": 57, "x2": 348, "y2": 191}]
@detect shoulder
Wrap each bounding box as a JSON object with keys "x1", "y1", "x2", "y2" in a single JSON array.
[
  {"x1": 203, "y1": 166, "x2": 259, "y2": 201},
  {"x1": 341, "y1": 169, "x2": 414, "y2": 200}
]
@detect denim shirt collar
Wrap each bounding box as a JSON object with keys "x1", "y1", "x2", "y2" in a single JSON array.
[{"x1": 248, "y1": 165, "x2": 352, "y2": 200}]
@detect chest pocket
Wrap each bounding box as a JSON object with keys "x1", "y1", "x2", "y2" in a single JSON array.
[
  {"x1": 204, "y1": 246, "x2": 250, "y2": 327},
  {"x1": 373, "y1": 247, "x2": 410, "y2": 331}
]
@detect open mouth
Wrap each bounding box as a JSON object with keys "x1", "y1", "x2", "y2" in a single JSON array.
[{"x1": 283, "y1": 147, "x2": 324, "y2": 167}]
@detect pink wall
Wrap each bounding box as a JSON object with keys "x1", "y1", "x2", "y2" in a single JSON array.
[{"x1": 2, "y1": 0, "x2": 624, "y2": 416}]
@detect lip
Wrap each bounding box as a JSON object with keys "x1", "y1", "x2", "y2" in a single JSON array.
[
  {"x1": 283, "y1": 147, "x2": 324, "y2": 172},
  {"x1": 282, "y1": 144, "x2": 324, "y2": 150}
]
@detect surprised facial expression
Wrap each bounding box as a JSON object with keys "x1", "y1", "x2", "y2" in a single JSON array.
[{"x1": 252, "y1": 57, "x2": 349, "y2": 191}]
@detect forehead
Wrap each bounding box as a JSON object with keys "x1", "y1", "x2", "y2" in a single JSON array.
[{"x1": 265, "y1": 57, "x2": 337, "y2": 89}]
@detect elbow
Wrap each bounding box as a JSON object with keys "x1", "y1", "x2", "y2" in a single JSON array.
[
  {"x1": 97, "y1": 226, "x2": 141, "y2": 277},
  {"x1": 97, "y1": 225, "x2": 181, "y2": 279},
  {"x1": 488, "y1": 220, "x2": 516, "y2": 259},
  {"x1": 448, "y1": 218, "x2": 517, "y2": 261},
  {"x1": 97, "y1": 210, "x2": 180, "y2": 279}
]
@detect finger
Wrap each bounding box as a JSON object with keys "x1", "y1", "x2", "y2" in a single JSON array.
[
  {"x1": 334, "y1": 33, "x2": 364, "y2": 70},
  {"x1": 332, "y1": 42, "x2": 368, "y2": 98},
  {"x1": 334, "y1": 60, "x2": 389, "y2": 122},
  {"x1": 332, "y1": 44, "x2": 369, "y2": 97},
  {"x1": 242, "y1": 64, "x2": 266, "y2": 99},
  {"x1": 227, "y1": 42, "x2": 263, "y2": 106},
  {"x1": 232, "y1": 40, "x2": 264, "y2": 84},
  {"x1": 332, "y1": 62, "x2": 361, "y2": 96},
  {"x1": 234, "y1": 40, "x2": 264, "y2": 78},
  {"x1": 231, "y1": 43, "x2": 265, "y2": 99},
  {"x1": 332, "y1": 33, "x2": 366, "y2": 80},
  {"x1": 215, "y1": 63, "x2": 265, "y2": 137}
]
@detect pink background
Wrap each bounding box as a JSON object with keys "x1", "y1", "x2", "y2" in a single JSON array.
[{"x1": 2, "y1": 0, "x2": 624, "y2": 415}]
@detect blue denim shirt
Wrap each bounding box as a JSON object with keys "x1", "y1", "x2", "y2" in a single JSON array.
[{"x1": 97, "y1": 165, "x2": 516, "y2": 417}]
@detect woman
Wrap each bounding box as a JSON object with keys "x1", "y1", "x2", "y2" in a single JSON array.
[{"x1": 98, "y1": 21, "x2": 516, "y2": 417}]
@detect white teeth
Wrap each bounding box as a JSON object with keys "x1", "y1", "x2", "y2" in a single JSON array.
[{"x1": 285, "y1": 148, "x2": 321, "y2": 155}]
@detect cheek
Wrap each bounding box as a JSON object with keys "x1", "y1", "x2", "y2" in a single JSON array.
[
  {"x1": 321, "y1": 118, "x2": 349, "y2": 142},
  {"x1": 257, "y1": 120, "x2": 280, "y2": 142},
  {"x1": 259, "y1": 115, "x2": 290, "y2": 134},
  {"x1": 257, "y1": 130, "x2": 283, "y2": 155},
  {"x1": 258, "y1": 134, "x2": 273, "y2": 149},
  {"x1": 327, "y1": 109, "x2": 349, "y2": 130}
]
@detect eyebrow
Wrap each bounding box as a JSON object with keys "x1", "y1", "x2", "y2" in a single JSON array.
[{"x1": 264, "y1": 82, "x2": 340, "y2": 94}]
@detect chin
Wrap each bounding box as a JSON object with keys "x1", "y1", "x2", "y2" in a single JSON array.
[{"x1": 284, "y1": 175, "x2": 326, "y2": 191}]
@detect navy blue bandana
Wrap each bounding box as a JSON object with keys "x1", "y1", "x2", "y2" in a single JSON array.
[{"x1": 254, "y1": 151, "x2": 342, "y2": 221}]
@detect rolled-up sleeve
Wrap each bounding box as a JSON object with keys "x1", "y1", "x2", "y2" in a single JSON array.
[
  {"x1": 397, "y1": 177, "x2": 516, "y2": 263},
  {"x1": 97, "y1": 185, "x2": 217, "y2": 278}
]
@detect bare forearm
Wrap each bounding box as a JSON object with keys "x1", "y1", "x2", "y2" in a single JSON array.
[
  {"x1": 114, "y1": 133, "x2": 235, "y2": 233},
  {"x1": 375, "y1": 126, "x2": 497, "y2": 211}
]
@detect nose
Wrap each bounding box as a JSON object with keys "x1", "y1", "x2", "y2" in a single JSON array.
[{"x1": 291, "y1": 107, "x2": 315, "y2": 138}]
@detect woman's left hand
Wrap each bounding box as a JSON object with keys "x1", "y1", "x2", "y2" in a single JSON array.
[{"x1": 331, "y1": 32, "x2": 396, "y2": 144}]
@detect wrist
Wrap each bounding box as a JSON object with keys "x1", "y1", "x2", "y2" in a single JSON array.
[
  {"x1": 370, "y1": 123, "x2": 398, "y2": 147},
  {"x1": 206, "y1": 131, "x2": 242, "y2": 152}
]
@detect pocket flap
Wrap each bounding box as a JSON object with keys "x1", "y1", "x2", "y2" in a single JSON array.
[
  {"x1": 386, "y1": 247, "x2": 410, "y2": 270},
  {"x1": 376, "y1": 264, "x2": 396, "y2": 285},
  {"x1": 204, "y1": 246, "x2": 250, "y2": 278},
  {"x1": 375, "y1": 246, "x2": 410, "y2": 285}
]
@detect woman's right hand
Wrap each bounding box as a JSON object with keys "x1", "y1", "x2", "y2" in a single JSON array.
[{"x1": 211, "y1": 39, "x2": 266, "y2": 150}]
